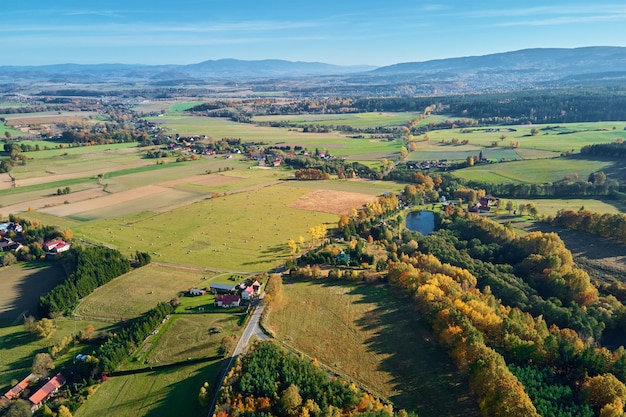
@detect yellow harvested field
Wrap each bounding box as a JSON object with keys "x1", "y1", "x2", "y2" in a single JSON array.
[
  {"x1": 0, "y1": 188, "x2": 107, "y2": 214},
  {"x1": 289, "y1": 189, "x2": 377, "y2": 215},
  {"x1": 0, "y1": 174, "x2": 12, "y2": 190}
]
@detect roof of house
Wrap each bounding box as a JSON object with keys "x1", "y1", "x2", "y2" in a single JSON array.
[
  {"x1": 29, "y1": 373, "x2": 66, "y2": 405},
  {"x1": 216, "y1": 294, "x2": 240, "y2": 304},
  {"x1": 252, "y1": 280, "x2": 261, "y2": 287},
  {"x1": 43, "y1": 240, "x2": 65, "y2": 249},
  {"x1": 210, "y1": 283, "x2": 236, "y2": 292},
  {"x1": 243, "y1": 286, "x2": 254, "y2": 294},
  {"x1": 4, "y1": 373, "x2": 37, "y2": 400}
]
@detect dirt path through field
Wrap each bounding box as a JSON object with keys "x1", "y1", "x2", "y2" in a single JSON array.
[{"x1": 0, "y1": 173, "x2": 13, "y2": 190}]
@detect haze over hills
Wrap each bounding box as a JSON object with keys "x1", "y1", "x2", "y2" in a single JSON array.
[{"x1": 3, "y1": 46, "x2": 626, "y2": 95}]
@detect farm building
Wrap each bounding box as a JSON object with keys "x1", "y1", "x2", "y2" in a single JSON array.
[
  {"x1": 28, "y1": 372, "x2": 66, "y2": 411},
  {"x1": 189, "y1": 288, "x2": 206, "y2": 296},
  {"x1": 210, "y1": 283, "x2": 236, "y2": 294},
  {"x1": 43, "y1": 240, "x2": 71, "y2": 253},
  {"x1": 241, "y1": 285, "x2": 255, "y2": 300},
  {"x1": 252, "y1": 280, "x2": 262, "y2": 293},
  {"x1": 3, "y1": 373, "x2": 37, "y2": 400},
  {"x1": 215, "y1": 294, "x2": 241, "y2": 308}
]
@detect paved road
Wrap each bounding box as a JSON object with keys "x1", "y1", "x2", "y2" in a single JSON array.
[{"x1": 207, "y1": 300, "x2": 269, "y2": 417}]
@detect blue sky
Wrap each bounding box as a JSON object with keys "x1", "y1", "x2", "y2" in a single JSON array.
[{"x1": 4, "y1": 1, "x2": 626, "y2": 66}]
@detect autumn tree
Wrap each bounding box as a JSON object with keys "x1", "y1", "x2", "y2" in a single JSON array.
[
  {"x1": 279, "y1": 384, "x2": 303, "y2": 416},
  {"x1": 199, "y1": 382, "x2": 211, "y2": 407},
  {"x1": 32, "y1": 353, "x2": 55, "y2": 378}
]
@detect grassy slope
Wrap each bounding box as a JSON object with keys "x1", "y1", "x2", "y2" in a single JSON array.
[
  {"x1": 264, "y1": 280, "x2": 480, "y2": 416},
  {"x1": 71, "y1": 183, "x2": 338, "y2": 271},
  {"x1": 453, "y1": 158, "x2": 615, "y2": 184}
]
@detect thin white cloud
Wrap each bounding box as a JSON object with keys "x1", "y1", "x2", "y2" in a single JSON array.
[{"x1": 494, "y1": 14, "x2": 626, "y2": 27}]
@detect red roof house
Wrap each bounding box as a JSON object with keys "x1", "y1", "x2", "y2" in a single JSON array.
[
  {"x1": 3, "y1": 373, "x2": 37, "y2": 400},
  {"x1": 241, "y1": 285, "x2": 255, "y2": 300},
  {"x1": 29, "y1": 373, "x2": 66, "y2": 410},
  {"x1": 215, "y1": 294, "x2": 241, "y2": 308}
]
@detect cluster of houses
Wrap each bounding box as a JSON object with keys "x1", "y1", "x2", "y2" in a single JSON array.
[
  {"x1": 188, "y1": 279, "x2": 262, "y2": 308},
  {"x1": 3, "y1": 372, "x2": 66, "y2": 412},
  {"x1": 405, "y1": 160, "x2": 451, "y2": 170},
  {"x1": 0, "y1": 222, "x2": 24, "y2": 254}
]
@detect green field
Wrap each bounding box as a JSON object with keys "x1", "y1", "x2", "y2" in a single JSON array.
[
  {"x1": 264, "y1": 280, "x2": 480, "y2": 416},
  {"x1": 498, "y1": 197, "x2": 621, "y2": 217},
  {"x1": 72, "y1": 183, "x2": 338, "y2": 271},
  {"x1": 253, "y1": 112, "x2": 431, "y2": 128},
  {"x1": 453, "y1": 157, "x2": 615, "y2": 184},
  {"x1": 74, "y1": 361, "x2": 221, "y2": 417},
  {"x1": 73, "y1": 264, "x2": 220, "y2": 321}
]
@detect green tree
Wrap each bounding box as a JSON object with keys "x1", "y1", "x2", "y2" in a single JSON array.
[
  {"x1": 2, "y1": 251, "x2": 17, "y2": 266},
  {"x1": 505, "y1": 200, "x2": 514, "y2": 215},
  {"x1": 5, "y1": 399, "x2": 32, "y2": 417}
]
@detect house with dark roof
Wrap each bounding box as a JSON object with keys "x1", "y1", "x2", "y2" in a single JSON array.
[
  {"x1": 215, "y1": 294, "x2": 241, "y2": 308},
  {"x1": 210, "y1": 283, "x2": 236, "y2": 294},
  {"x1": 28, "y1": 372, "x2": 66, "y2": 411}
]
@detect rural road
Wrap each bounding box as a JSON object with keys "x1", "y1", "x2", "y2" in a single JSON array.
[{"x1": 207, "y1": 299, "x2": 269, "y2": 417}]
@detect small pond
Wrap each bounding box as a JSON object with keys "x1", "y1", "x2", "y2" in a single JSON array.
[{"x1": 405, "y1": 210, "x2": 435, "y2": 235}]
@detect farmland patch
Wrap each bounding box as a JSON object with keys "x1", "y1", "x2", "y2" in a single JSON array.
[{"x1": 289, "y1": 189, "x2": 377, "y2": 215}]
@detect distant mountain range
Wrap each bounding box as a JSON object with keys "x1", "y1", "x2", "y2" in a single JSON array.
[{"x1": 3, "y1": 46, "x2": 626, "y2": 94}]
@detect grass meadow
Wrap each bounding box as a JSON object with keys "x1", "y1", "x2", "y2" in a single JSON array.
[
  {"x1": 453, "y1": 158, "x2": 615, "y2": 184},
  {"x1": 73, "y1": 264, "x2": 220, "y2": 321},
  {"x1": 252, "y1": 112, "x2": 431, "y2": 128},
  {"x1": 71, "y1": 183, "x2": 339, "y2": 271},
  {"x1": 264, "y1": 279, "x2": 480, "y2": 417},
  {"x1": 74, "y1": 360, "x2": 222, "y2": 417},
  {"x1": 496, "y1": 197, "x2": 621, "y2": 217}
]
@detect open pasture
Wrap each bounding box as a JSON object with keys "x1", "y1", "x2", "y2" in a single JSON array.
[
  {"x1": 421, "y1": 121, "x2": 626, "y2": 154},
  {"x1": 2, "y1": 110, "x2": 98, "y2": 125},
  {"x1": 145, "y1": 312, "x2": 240, "y2": 364},
  {"x1": 453, "y1": 157, "x2": 615, "y2": 184},
  {"x1": 74, "y1": 360, "x2": 221, "y2": 417},
  {"x1": 500, "y1": 197, "x2": 621, "y2": 217},
  {"x1": 73, "y1": 264, "x2": 217, "y2": 321},
  {"x1": 253, "y1": 112, "x2": 427, "y2": 128},
  {"x1": 264, "y1": 280, "x2": 480, "y2": 416},
  {"x1": 72, "y1": 183, "x2": 338, "y2": 271}
]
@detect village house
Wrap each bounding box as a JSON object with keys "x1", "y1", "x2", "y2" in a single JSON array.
[
  {"x1": 43, "y1": 240, "x2": 71, "y2": 253},
  {"x1": 3, "y1": 374, "x2": 37, "y2": 400},
  {"x1": 189, "y1": 288, "x2": 206, "y2": 296},
  {"x1": 28, "y1": 372, "x2": 66, "y2": 411},
  {"x1": 240, "y1": 285, "x2": 255, "y2": 300},
  {"x1": 215, "y1": 294, "x2": 241, "y2": 308}
]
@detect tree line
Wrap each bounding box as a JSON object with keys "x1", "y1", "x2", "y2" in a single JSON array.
[
  {"x1": 39, "y1": 246, "x2": 131, "y2": 317},
  {"x1": 549, "y1": 209, "x2": 626, "y2": 244}
]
